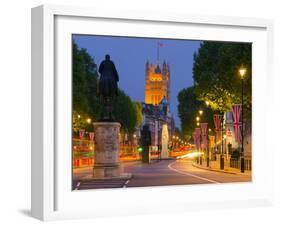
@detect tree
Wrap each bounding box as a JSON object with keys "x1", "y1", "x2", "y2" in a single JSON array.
[
  {"x1": 72, "y1": 42, "x2": 89, "y2": 116},
  {"x1": 72, "y1": 40, "x2": 142, "y2": 138},
  {"x1": 72, "y1": 41, "x2": 100, "y2": 134},
  {"x1": 112, "y1": 89, "x2": 138, "y2": 135},
  {"x1": 193, "y1": 41, "x2": 252, "y2": 120},
  {"x1": 133, "y1": 101, "x2": 143, "y2": 128},
  {"x1": 178, "y1": 86, "x2": 214, "y2": 140}
]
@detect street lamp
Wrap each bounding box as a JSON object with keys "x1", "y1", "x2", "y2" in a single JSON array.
[
  {"x1": 239, "y1": 68, "x2": 246, "y2": 79},
  {"x1": 239, "y1": 67, "x2": 246, "y2": 173},
  {"x1": 196, "y1": 113, "x2": 204, "y2": 165},
  {"x1": 220, "y1": 113, "x2": 224, "y2": 170}
]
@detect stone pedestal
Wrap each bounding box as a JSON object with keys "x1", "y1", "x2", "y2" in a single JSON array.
[
  {"x1": 93, "y1": 122, "x2": 122, "y2": 178},
  {"x1": 161, "y1": 124, "x2": 169, "y2": 159}
]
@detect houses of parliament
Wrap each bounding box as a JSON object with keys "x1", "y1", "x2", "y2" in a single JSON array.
[
  {"x1": 145, "y1": 60, "x2": 170, "y2": 107},
  {"x1": 142, "y1": 60, "x2": 175, "y2": 148}
]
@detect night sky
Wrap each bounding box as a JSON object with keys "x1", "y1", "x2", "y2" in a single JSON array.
[{"x1": 73, "y1": 35, "x2": 201, "y2": 128}]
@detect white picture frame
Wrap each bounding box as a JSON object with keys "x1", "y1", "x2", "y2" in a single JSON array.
[{"x1": 31, "y1": 4, "x2": 274, "y2": 221}]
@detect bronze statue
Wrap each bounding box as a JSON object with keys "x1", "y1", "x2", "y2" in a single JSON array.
[{"x1": 98, "y1": 54, "x2": 119, "y2": 121}]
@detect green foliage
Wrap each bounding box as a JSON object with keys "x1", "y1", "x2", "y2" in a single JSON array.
[
  {"x1": 178, "y1": 41, "x2": 251, "y2": 139},
  {"x1": 72, "y1": 41, "x2": 100, "y2": 134},
  {"x1": 73, "y1": 42, "x2": 90, "y2": 115},
  {"x1": 178, "y1": 86, "x2": 214, "y2": 140},
  {"x1": 112, "y1": 90, "x2": 139, "y2": 134},
  {"x1": 133, "y1": 101, "x2": 143, "y2": 127},
  {"x1": 72, "y1": 40, "x2": 142, "y2": 137},
  {"x1": 193, "y1": 41, "x2": 252, "y2": 120}
]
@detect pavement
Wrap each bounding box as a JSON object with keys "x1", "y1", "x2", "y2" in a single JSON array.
[
  {"x1": 73, "y1": 158, "x2": 252, "y2": 190},
  {"x1": 192, "y1": 159, "x2": 252, "y2": 176}
]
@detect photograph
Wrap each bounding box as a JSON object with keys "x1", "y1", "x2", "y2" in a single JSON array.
[{"x1": 71, "y1": 34, "x2": 252, "y2": 190}]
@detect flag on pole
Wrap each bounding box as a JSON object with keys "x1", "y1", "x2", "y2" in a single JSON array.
[
  {"x1": 201, "y1": 123, "x2": 208, "y2": 149},
  {"x1": 213, "y1": 114, "x2": 222, "y2": 142},
  {"x1": 157, "y1": 41, "x2": 164, "y2": 61},
  {"x1": 195, "y1": 128, "x2": 201, "y2": 150},
  {"x1": 232, "y1": 104, "x2": 242, "y2": 142},
  {"x1": 89, "y1": 132, "x2": 95, "y2": 141},
  {"x1": 79, "y1": 129, "x2": 85, "y2": 140}
]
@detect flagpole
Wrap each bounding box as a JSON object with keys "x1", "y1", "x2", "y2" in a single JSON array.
[
  {"x1": 220, "y1": 113, "x2": 224, "y2": 170},
  {"x1": 157, "y1": 42, "x2": 159, "y2": 62}
]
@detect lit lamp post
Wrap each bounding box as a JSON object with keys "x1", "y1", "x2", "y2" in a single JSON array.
[
  {"x1": 205, "y1": 101, "x2": 210, "y2": 167},
  {"x1": 198, "y1": 110, "x2": 203, "y2": 165},
  {"x1": 195, "y1": 116, "x2": 200, "y2": 164},
  {"x1": 86, "y1": 118, "x2": 92, "y2": 124},
  {"x1": 220, "y1": 113, "x2": 224, "y2": 170},
  {"x1": 206, "y1": 128, "x2": 211, "y2": 167},
  {"x1": 239, "y1": 67, "x2": 246, "y2": 173}
]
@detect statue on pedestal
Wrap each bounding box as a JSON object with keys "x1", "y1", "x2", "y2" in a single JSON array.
[
  {"x1": 92, "y1": 54, "x2": 130, "y2": 179},
  {"x1": 98, "y1": 54, "x2": 119, "y2": 121}
]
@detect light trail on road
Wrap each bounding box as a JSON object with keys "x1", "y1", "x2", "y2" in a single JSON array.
[
  {"x1": 73, "y1": 158, "x2": 251, "y2": 190},
  {"x1": 168, "y1": 161, "x2": 220, "y2": 184}
]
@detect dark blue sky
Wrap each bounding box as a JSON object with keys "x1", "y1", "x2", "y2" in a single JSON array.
[{"x1": 73, "y1": 35, "x2": 201, "y2": 128}]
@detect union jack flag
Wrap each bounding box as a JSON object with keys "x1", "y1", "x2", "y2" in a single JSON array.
[
  {"x1": 213, "y1": 114, "x2": 222, "y2": 141},
  {"x1": 195, "y1": 128, "x2": 201, "y2": 150},
  {"x1": 158, "y1": 42, "x2": 164, "y2": 47},
  {"x1": 201, "y1": 123, "x2": 208, "y2": 149},
  {"x1": 79, "y1": 129, "x2": 85, "y2": 140},
  {"x1": 232, "y1": 104, "x2": 242, "y2": 142},
  {"x1": 89, "y1": 132, "x2": 95, "y2": 141}
]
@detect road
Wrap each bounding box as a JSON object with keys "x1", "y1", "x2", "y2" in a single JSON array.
[{"x1": 73, "y1": 158, "x2": 251, "y2": 190}]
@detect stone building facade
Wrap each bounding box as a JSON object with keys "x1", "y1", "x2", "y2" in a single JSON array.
[{"x1": 141, "y1": 60, "x2": 174, "y2": 150}]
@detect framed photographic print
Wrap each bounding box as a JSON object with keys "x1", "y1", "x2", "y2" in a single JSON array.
[{"x1": 31, "y1": 4, "x2": 274, "y2": 221}]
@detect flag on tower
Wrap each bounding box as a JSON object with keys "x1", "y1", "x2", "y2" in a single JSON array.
[{"x1": 157, "y1": 41, "x2": 164, "y2": 61}]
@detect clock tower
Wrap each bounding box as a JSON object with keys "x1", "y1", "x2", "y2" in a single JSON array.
[{"x1": 144, "y1": 60, "x2": 170, "y2": 107}]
